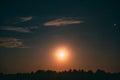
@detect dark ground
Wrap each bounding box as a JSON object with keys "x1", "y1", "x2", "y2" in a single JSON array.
[{"x1": 0, "y1": 69, "x2": 120, "y2": 80}]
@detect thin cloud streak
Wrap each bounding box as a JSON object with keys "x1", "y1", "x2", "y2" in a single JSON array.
[
  {"x1": 0, "y1": 26, "x2": 31, "y2": 33},
  {"x1": 44, "y1": 18, "x2": 84, "y2": 26},
  {"x1": 20, "y1": 16, "x2": 32, "y2": 22},
  {"x1": 0, "y1": 38, "x2": 26, "y2": 48}
]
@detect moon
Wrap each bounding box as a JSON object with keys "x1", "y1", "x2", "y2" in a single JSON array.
[
  {"x1": 55, "y1": 47, "x2": 68, "y2": 61},
  {"x1": 57, "y1": 50, "x2": 65, "y2": 59}
]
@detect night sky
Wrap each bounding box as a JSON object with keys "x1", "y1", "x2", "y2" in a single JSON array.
[{"x1": 0, "y1": 0, "x2": 120, "y2": 73}]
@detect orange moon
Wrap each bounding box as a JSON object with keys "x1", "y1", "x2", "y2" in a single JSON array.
[
  {"x1": 55, "y1": 47, "x2": 69, "y2": 61},
  {"x1": 57, "y1": 50, "x2": 66, "y2": 60}
]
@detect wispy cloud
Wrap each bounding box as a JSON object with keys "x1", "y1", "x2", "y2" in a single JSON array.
[
  {"x1": 0, "y1": 26, "x2": 31, "y2": 33},
  {"x1": 44, "y1": 18, "x2": 84, "y2": 26},
  {"x1": 20, "y1": 16, "x2": 32, "y2": 22},
  {"x1": 0, "y1": 38, "x2": 27, "y2": 48}
]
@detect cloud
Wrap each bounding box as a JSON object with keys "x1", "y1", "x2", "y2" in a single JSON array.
[
  {"x1": 0, "y1": 26, "x2": 31, "y2": 33},
  {"x1": 20, "y1": 16, "x2": 32, "y2": 22},
  {"x1": 44, "y1": 18, "x2": 84, "y2": 26},
  {"x1": 0, "y1": 38, "x2": 27, "y2": 48}
]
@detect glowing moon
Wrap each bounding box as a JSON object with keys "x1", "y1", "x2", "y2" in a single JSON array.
[
  {"x1": 55, "y1": 47, "x2": 68, "y2": 61},
  {"x1": 58, "y1": 50, "x2": 65, "y2": 59}
]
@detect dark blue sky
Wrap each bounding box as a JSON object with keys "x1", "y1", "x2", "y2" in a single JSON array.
[{"x1": 0, "y1": 0, "x2": 120, "y2": 73}]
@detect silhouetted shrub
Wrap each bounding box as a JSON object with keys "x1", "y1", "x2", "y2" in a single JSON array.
[{"x1": 0, "y1": 69, "x2": 120, "y2": 80}]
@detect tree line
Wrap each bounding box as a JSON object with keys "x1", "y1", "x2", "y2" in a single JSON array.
[{"x1": 0, "y1": 69, "x2": 120, "y2": 80}]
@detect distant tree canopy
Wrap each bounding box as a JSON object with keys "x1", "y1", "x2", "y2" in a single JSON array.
[{"x1": 0, "y1": 69, "x2": 120, "y2": 80}]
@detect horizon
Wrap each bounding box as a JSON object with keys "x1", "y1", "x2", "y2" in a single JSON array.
[{"x1": 1, "y1": 69, "x2": 119, "y2": 74}]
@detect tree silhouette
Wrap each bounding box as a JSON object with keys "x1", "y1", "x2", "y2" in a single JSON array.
[{"x1": 0, "y1": 69, "x2": 120, "y2": 80}]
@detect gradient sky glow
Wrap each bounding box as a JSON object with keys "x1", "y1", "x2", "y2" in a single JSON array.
[{"x1": 0, "y1": 0, "x2": 120, "y2": 73}]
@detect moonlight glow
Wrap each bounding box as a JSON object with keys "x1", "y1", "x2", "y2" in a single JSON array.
[
  {"x1": 58, "y1": 50, "x2": 65, "y2": 59},
  {"x1": 55, "y1": 47, "x2": 69, "y2": 61}
]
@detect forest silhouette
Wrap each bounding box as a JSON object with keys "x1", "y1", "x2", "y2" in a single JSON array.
[{"x1": 0, "y1": 69, "x2": 120, "y2": 80}]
